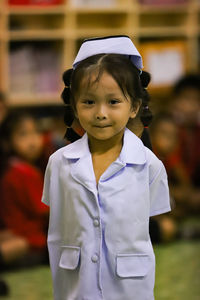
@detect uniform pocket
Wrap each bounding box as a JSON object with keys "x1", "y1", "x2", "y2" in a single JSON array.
[
  {"x1": 116, "y1": 253, "x2": 150, "y2": 278},
  {"x1": 59, "y1": 246, "x2": 80, "y2": 270}
]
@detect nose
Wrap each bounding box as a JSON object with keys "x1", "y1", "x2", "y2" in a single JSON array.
[{"x1": 95, "y1": 104, "x2": 107, "y2": 120}]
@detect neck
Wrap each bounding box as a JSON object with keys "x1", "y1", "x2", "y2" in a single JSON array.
[
  {"x1": 88, "y1": 132, "x2": 124, "y2": 155},
  {"x1": 127, "y1": 117, "x2": 144, "y2": 138}
]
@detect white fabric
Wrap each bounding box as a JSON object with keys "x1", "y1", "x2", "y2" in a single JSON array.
[
  {"x1": 73, "y1": 36, "x2": 143, "y2": 70},
  {"x1": 42, "y1": 128, "x2": 171, "y2": 300}
]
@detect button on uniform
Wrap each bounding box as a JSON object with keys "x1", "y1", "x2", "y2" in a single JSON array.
[
  {"x1": 91, "y1": 254, "x2": 99, "y2": 263},
  {"x1": 93, "y1": 219, "x2": 100, "y2": 227}
]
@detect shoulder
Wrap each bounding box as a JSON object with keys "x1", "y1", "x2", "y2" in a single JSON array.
[
  {"x1": 144, "y1": 147, "x2": 166, "y2": 182},
  {"x1": 144, "y1": 146, "x2": 162, "y2": 168},
  {"x1": 123, "y1": 128, "x2": 162, "y2": 169},
  {"x1": 49, "y1": 145, "x2": 69, "y2": 162},
  {"x1": 6, "y1": 158, "x2": 37, "y2": 173},
  {"x1": 48, "y1": 133, "x2": 89, "y2": 166},
  {"x1": 49, "y1": 140, "x2": 79, "y2": 162},
  {"x1": 46, "y1": 141, "x2": 79, "y2": 172},
  {"x1": 1, "y1": 159, "x2": 42, "y2": 186}
]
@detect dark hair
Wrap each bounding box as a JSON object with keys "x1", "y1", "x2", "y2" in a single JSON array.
[
  {"x1": 0, "y1": 111, "x2": 34, "y2": 175},
  {"x1": 173, "y1": 73, "x2": 200, "y2": 96},
  {"x1": 61, "y1": 53, "x2": 152, "y2": 139}
]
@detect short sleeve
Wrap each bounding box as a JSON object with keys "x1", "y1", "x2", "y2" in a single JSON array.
[
  {"x1": 41, "y1": 157, "x2": 52, "y2": 206},
  {"x1": 149, "y1": 162, "x2": 171, "y2": 217}
]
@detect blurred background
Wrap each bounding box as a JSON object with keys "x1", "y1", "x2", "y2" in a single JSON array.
[{"x1": 0, "y1": 0, "x2": 200, "y2": 299}]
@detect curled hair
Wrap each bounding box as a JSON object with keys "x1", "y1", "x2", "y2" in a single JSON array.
[{"x1": 61, "y1": 53, "x2": 152, "y2": 139}]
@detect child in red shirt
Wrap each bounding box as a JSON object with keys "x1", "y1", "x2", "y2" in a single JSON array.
[{"x1": 0, "y1": 111, "x2": 49, "y2": 267}]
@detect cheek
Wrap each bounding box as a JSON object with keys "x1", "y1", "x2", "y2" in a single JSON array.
[
  {"x1": 76, "y1": 106, "x2": 92, "y2": 121},
  {"x1": 34, "y1": 135, "x2": 43, "y2": 151},
  {"x1": 12, "y1": 138, "x2": 27, "y2": 154},
  {"x1": 76, "y1": 109, "x2": 85, "y2": 121},
  {"x1": 75, "y1": 103, "x2": 83, "y2": 119}
]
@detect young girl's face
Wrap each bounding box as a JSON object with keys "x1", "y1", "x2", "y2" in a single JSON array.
[
  {"x1": 152, "y1": 120, "x2": 178, "y2": 156},
  {"x1": 75, "y1": 71, "x2": 138, "y2": 143},
  {"x1": 10, "y1": 117, "x2": 43, "y2": 163}
]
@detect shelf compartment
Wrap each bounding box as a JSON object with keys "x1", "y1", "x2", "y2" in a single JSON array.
[
  {"x1": 9, "y1": 40, "x2": 63, "y2": 98},
  {"x1": 8, "y1": 0, "x2": 64, "y2": 5},
  {"x1": 9, "y1": 30, "x2": 66, "y2": 40},
  {"x1": 139, "y1": 11, "x2": 189, "y2": 29},
  {"x1": 139, "y1": 39, "x2": 188, "y2": 89},
  {"x1": 9, "y1": 13, "x2": 67, "y2": 40},
  {"x1": 76, "y1": 12, "x2": 129, "y2": 30},
  {"x1": 139, "y1": 3, "x2": 190, "y2": 13},
  {"x1": 9, "y1": 14, "x2": 65, "y2": 30}
]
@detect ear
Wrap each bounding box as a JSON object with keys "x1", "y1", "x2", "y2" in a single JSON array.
[{"x1": 130, "y1": 102, "x2": 141, "y2": 119}]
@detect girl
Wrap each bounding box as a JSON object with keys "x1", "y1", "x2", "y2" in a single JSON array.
[
  {"x1": 0, "y1": 111, "x2": 49, "y2": 267},
  {"x1": 42, "y1": 36, "x2": 171, "y2": 300}
]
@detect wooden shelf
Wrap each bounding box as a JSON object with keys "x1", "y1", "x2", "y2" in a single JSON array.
[
  {"x1": 0, "y1": 0, "x2": 199, "y2": 106},
  {"x1": 8, "y1": 92, "x2": 62, "y2": 106},
  {"x1": 9, "y1": 29, "x2": 66, "y2": 40},
  {"x1": 139, "y1": 4, "x2": 190, "y2": 13},
  {"x1": 8, "y1": 5, "x2": 67, "y2": 15},
  {"x1": 138, "y1": 27, "x2": 187, "y2": 37},
  {"x1": 69, "y1": 5, "x2": 133, "y2": 13}
]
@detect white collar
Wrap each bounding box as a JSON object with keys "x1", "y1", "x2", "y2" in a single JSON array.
[{"x1": 62, "y1": 128, "x2": 146, "y2": 165}]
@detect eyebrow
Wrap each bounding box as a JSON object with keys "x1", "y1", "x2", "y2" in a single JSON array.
[{"x1": 81, "y1": 92, "x2": 122, "y2": 98}]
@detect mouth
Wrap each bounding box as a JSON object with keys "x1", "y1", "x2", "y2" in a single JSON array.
[{"x1": 93, "y1": 125, "x2": 112, "y2": 128}]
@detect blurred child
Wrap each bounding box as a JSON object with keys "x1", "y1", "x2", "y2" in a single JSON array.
[
  {"x1": 150, "y1": 113, "x2": 200, "y2": 239},
  {"x1": 151, "y1": 113, "x2": 187, "y2": 185},
  {"x1": 0, "y1": 111, "x2": 49, "y2": 268},
  {"x1": 169, "y1": 74, "x2": 200, "y2": 188}
]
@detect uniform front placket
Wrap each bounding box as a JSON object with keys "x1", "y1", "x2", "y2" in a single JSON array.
[
  {"x1": 97, "y1": 159, "x2": 126, "y2": 297},
  {"x1": 69, "y1": 153, "x2": 104, "y2": 297},
  {"x1": 91, "y1": 187, "x2": 104, "y2": 298}
]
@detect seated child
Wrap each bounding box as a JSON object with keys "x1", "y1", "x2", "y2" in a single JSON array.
[
  {"x1": 150, "y1": 113, "x2": 200, "y2": 240},
  {"x1": 0, "y1": 111, "x2": 49, "y2": 268},
  {"x1": 169, "y1": 73, "x2": 200, "y2": 188}
]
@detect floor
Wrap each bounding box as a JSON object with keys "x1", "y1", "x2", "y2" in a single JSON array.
[{"x1": 1, "y1": 240, "x2": 200, "y2": 300}]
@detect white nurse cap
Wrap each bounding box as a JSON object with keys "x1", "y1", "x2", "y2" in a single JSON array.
[{"x1": 73, "y1": 35, "x2": 143, "y2": 70}]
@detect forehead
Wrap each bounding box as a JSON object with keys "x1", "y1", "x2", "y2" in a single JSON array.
[
  {"x1": 156, "y1": 120, "x2": 177, "y2": 132},
  {"x1": 79, "y1": 69, "x2": 122, "y2": 95},
  {"x1": 14, "y1": 118, "x2": 36, "y2": 132}
]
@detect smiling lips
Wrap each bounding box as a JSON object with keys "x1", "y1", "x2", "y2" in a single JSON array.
[{"x1": 93, "y1": 125, "x2": 112, "y2": 128}]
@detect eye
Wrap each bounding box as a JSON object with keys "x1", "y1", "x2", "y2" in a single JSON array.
[
  {"x1": 83, "y1": 100, "x2": 95, "y2": 105},
  {"x1": 109, "y1": 99, "x2": 120, "y2": 105}
]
